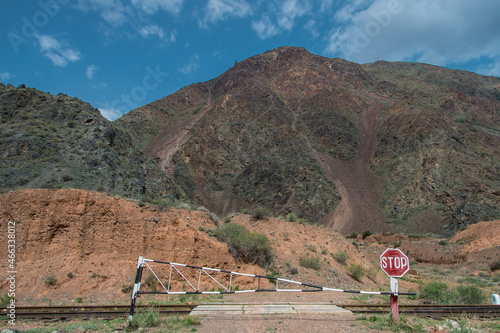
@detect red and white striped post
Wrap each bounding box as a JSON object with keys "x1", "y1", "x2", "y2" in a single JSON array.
[{"x1": 380, "y1": 249, "x2": 410, "y2": 322}]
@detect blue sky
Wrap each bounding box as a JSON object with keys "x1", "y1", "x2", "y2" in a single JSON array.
[{"x1": 1, "y1": 0, "x2": 500, "y2": 120}]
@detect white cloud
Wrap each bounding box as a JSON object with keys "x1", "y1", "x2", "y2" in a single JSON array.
[
  {"x1": 169, "y1": 30, "x2": 177, "y2": 42},
  {"x1": 76, "y1": 0, "x2": 129, "y2": 27},
  {"x1": 91, "y1": 82, "x2": 107, "y2": 90},
  {"x1": 98, "y1": 105, "x2": 122, "y2": 121},
  {"x1": 252, "y1": 15, "x2": 280, "y2": 39},
  {"x1": 325, "y1": 0, "x2": 500, "y2": 70},
  {"x1": 478, "y1": 58, "x2": 500, "y2": 78},
  {"x1": 139, "y1": 24, "x2": 165, "y2": 40},
  {"x1": 0, "y1": 72, "x2": 13, "y2": 81},
  {"x1": 200, "y1": 0, "x2": 252, "y2": 27},
  {"x1": 131, "y1": 0, "x2": 183, "y2": 15},
  {"x1": 35, "y1": 34, "x2": 81, "y2": 67},
  {"x1": 250, "y1": 0, "x2": 312, "y2": 39},
  {"x1": 304, "y1": 19, "x2": 319, "y2": 38},
  {"x1": 179, "y1": 53, "x2": 200, "y2": 74},
  {"x1": 277, "y1": 0, "x2": 311, "y2": 31},
  {"x1": 86, "y1": 65, "x2": 98, "y2": 79}
]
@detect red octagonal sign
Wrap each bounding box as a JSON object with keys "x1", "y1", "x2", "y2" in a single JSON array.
[{"x1": 380, "y1": 248, "x2": 410, "y2": 278}]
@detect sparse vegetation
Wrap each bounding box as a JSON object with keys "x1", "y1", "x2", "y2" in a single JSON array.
[
  {"x1": 213, "y1": 223, "x2": 273, "y2": 268},
  {"x1": 332, "y1": 250, "x2": 348, "y2": 265},
  {"x1": 126, "y1": 308, "x2": 161, "y2": 331},
  {"x1": 0, "y1": 293, "x2": 14, "y2": 307},
  {"x1": 250, "y1": 206, "x2": 271, "y2": 220},
  {"x1": 299, "y1": 256, "x2": 321, "y2": 270},
  {"x1": 45, "y1": 274, "x2": 57, "y2": 287},
  {"x1": 419, "y1": 281, "x2": 487, "y2": 304},
  {"x1": 347, "y1": 232, "x2": 358, "y2": 239},
  {"x1": 286, "y1": 212, "x2": 298, "y2": 222},
  {"x1": 305, "y1": 244, "x2": 317, "y2": 252},
  {"x1": 122, "y1": 284, "x2": 134, "y2": 294},
  {"x1": 347, "y1": 264, "x2": 364, "y2": 281}
]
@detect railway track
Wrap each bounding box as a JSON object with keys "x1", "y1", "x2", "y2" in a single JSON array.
[
  {"x1": 340, "y1": 304, "x2": 500, "y2": 318},
  {"x1": 2, "y1": 303, "x2": 499, "y2": 320},
  {"x1": 1, "y1": 304, "x2": 193, "y2": 319}
]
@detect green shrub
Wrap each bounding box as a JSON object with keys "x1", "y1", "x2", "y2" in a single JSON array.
[
  {"x1": 305, "y1": 244, "x2": 317, "y2": 252},
  {"x1": 299, "y1": 256, "x2": 321, "y2": 270},
  {"x1": 251, "y1": 206, "x2": 270, "y2": 220},
  {"x1": 362, "y1": 230, "x2": 372, "y2": 239},
  {"x1": 0, "y1": 293, "x2": 14, "y2": 307},
  {"x1": 454, "y1": 284, "x2": 487, "y2": 304},
  {"x1": 45, "y1": 274, "x2": 57, "y2": 287},
  {"x1": 127, "y1": 308, "x2": 161, "y2": 330},
  {"x1": 332, "y1": 251, "x2": 348, "y2": 265},
  {"x1": 144, "y1": 273, "x2": 157, "y2": 291},
  {"x1": 122, "y1": 284, "x2": 133, "y2": 294},
  {"x1": 419, "y1": 281, "x2": 486, "y2": 304},
  {"x1": 348, "y1": 264, "x2": 364, "y2": 281},
  {"x1": 181, "y1": 315, "x2": 201, "y2": 327},
  {"x1": 214, "y1": 223, "x2": 273, "y2": 268},
  {"x1": 419, "y1": 281, "x2": 450, "y2": 304},
  {"x1": 346, "y1": 232, "x2": 358, "y2": 239},
  {"x1": 286, "y1": 212, "x2": 298, "y2": 222}
]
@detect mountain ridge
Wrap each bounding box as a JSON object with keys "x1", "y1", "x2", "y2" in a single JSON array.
[
  {"x1": 115, "y1": 46, "x2": 500, "y2": 234},
  {"x1": 1, "y1": 46, "x2": 499, "y2": 235}
]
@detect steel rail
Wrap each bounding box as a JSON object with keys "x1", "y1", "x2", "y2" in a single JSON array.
[
  {"x1": 2, "y1": 304, "x2": 499, "y2": 320},
  {"x1": 1, "y1": 304, "x2": 194, "y2": 319}
]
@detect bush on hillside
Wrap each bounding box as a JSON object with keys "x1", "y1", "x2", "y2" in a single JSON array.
[
  {"x1": 214, "y1": 223, "x2": 273, "y2": 268},
  {"x1": 299, "y1": 256, "x2": 321, "y2": 270},
  {"x1": 419, "y1": 281, "x2": 487, "y2": 304}
]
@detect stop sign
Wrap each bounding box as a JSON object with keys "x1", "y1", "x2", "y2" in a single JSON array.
[{"x1": 380, "y1": 248, "x2": 409, "y2": 278}]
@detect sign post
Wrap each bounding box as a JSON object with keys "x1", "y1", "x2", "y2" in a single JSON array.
[{"x1": 380, "y1": 248, "x2": 409, "y2": 322}]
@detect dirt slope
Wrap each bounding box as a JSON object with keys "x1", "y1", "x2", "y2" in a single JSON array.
[
  {"x1": 0, "y1": 189, "x2": 265, "y2": 303},
  {"x1": 0, "y1": 189, "x2": 380, "y2": 305},
  {"x1": 144, "y1": 92, "x2": 214, "y2": 177},
  {"x1": 315, "y1": 93, "x2": 389, "y2": 234}
]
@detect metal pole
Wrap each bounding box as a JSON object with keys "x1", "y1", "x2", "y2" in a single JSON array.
[
  {"x1": 390, "y1": 277, "x2": 399, "y2": 322},
  {"x1": 128, "y1": 256, "x2": 145, "y2": 322}
]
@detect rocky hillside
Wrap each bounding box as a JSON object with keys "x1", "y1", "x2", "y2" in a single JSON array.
[
  {"x1": 0, "y1": 83, "x2": 184, "y2": 202},
  {"x1": 364, "y1": 62, "x2": 500, "y2": 233},
  {"x1": 1, "y1": 47, "x2": 499, "y2": 235},
  {"x1": 0, "y1": 189, "x2": 373, "y2": 303},
  {"x1": 1, "y1": 189, "x2": 498, "y2": 304},
  {"x1": 115, "y1": 47, "x2": 500, "y2": 234}
]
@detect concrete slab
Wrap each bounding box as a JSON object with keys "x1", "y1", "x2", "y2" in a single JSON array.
[
  {"x1": 259, "y1": 304, "x2": 297, "y2": 314},
  {"x1": 293, "y1": 304, "x2": 352, "y2": 315},
  {"x1": 190, "y1": 303, "x2": 352, "y2": 316}
]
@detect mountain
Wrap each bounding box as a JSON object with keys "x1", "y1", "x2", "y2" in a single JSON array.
[
  {"x1": 1, "y1": 47, "x2": 499, "y2": 235},
  {"x1": 115, "y1": 47, "x2": 500, "y2": 235},
  {"x1": 0, "y1": 83, "x2": 185, "y2": 202}
]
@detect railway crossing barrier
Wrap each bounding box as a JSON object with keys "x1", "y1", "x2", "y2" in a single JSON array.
[{"x1": 127, "y1": 256, "x2": 416, "y2": 322}]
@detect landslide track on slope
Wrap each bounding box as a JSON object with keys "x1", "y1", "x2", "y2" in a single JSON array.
[{"x1": 313, "y1": 93, "x2": 389, "y2": 234}]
